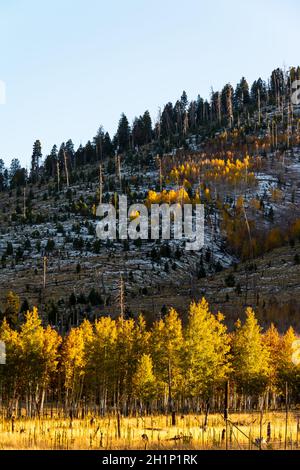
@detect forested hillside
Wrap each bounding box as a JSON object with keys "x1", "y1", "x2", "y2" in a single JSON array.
[{"x1": 0, "y1": 66, "x2": 300, "y2": 331}]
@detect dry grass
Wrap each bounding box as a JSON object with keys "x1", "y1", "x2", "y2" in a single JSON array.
[{"x1": 0, "y1": 411, "x2": 299, "y2": 450}]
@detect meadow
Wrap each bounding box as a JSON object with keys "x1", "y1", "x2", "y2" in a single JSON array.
[{"x1": 0, "y1": 411, "x2": 299, "y2": 450}]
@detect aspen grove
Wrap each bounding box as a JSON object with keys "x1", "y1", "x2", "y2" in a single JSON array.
[{"x1": 0, "y1": 298, "x2": 299, "y2": 419}]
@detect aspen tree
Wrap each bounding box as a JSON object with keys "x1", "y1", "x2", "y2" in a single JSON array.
[
  {"x1": 183, "y1": 298, "x2": 230, "y2": 400},
  {"x1": 115, "y1": 317, "x2": 136, "y2": 411},
  {"x1": 88, "y1": 316, "x2": 117, "y2": 410},
  {"x1": 62, "y1": 320, "x2": 93, "y2": 414},
  {"x1": 151, "y1": 308, "x2": 183, "y2": 410},
  {"x1": 277, "y1": 327, "x2": 298, "y2": 396},
  {"x1": 0, "y1": 318, "x2": 23, "y2": 414},
  {"x1": 132, "y1": 354, "x2": 157, "y2": 405},
  {"x1": 232, "y1": 308, "x2": 270, "y2": 395},
  {"x1": 263, "y1": 324, "x2": 282, "y2": 405},
  {"x1": 19, "y1": 308, "x2": 61, "y2": 416}
]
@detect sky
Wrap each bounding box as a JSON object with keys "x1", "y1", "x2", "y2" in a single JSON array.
[{"x1": 0, "y1": 0, "x2": 299, "y2": 167}]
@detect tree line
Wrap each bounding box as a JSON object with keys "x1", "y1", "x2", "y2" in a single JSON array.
[
  {"x1": 1, "y1": 66, "x2": 299, "y2": 191},
  {"x1": 0, "y1": 298, "x2": 299, "y2": 418}
]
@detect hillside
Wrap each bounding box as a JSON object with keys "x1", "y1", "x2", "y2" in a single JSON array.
[{"x1": 1, "y1": 67, "x2": 300, "y2": 331}]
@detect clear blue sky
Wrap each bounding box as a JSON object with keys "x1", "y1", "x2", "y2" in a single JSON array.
[{"x1": 0, "y1": 0, "x2": 299, "y2": 167}]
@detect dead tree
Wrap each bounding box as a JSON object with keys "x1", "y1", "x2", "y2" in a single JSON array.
[
  {"x1": 99, "y1": 163, "x2": 103, "y2": 204},
  {"x1": 64, "y1": 150, "x2": 70, "y2": 187},
  {"x1": 43, "y1": 256, "x2": 47, "y2": 289}
]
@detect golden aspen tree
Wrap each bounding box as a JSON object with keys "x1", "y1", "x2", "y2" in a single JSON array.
[
  {"x1": 132, "y1": 354, "x2": 157, "y2": 408},
  {"x1": 0, "y1": 318, "x2": 23, "y2": 414},
  {"x1": 132, "y1": 315, "x2": 151, "y2": 361},
  {"x1": 61, "y1": 319, "x2": 93, "y2": 415},
  {"x1": 88, "y1": 316, "x2": 117, "y2": 411},
  {"x1": 151, "y1": 308, "x2": 184, "y2": 410},
  {"x1": 39, "y1": 325, "x2": 61, "y2": 414},
  {"x1": 115, "y1": 317, "x2": 136, "y2": 411},
  {"x1": 19, "y1": 308, "x2": 61, "y2": 416},
  {"x1": 265, "y1": 228, "x2": 283, "y2": 251},
  {"x1": 232, "y1": 308, "x2": 270, "y2": 395},
  {"x1": 276, "y1": 327, "x2": 299, "y2": 397},
  {"x1": 183, "y1": 298, "x2": 230, "y2": 400},
  {"x1": 264, "y1": 323, "x2": 281, "y2": 387}
]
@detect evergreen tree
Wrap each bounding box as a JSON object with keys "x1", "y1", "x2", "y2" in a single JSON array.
[
  {"x1": 94, "y1": 126, "x2": 105, "y2": 161},
  {"x1": 10, "y1": 163, "x2": 26, "y2": 189},
  {"x1": 132, "y1": 117, "x2": 144, "y2": 147},
  {"x1": 234, "y1": 77, "x2": 250, "y2": 111},
  {"x1": 251, "y1": 78, "x2": 267, "y2": 105},
  {"x1": 180, "y1": 90, "x2": 188, "y2": 111},
  {"x1": 65, "y1": 139, "x2": 75, "y2": 161},
  {"x1": 103, "y1": 132, "x2": 114, "y2": 157},
  {"x1": 20, "y1": 298, "x2": 30, "y2": 314},
  {"x1": 0, "y1": 159, "x2": 6, "y2": 191},
  {"x1": 270, "y1": 68, "x2": 285, "y2": 105},
  {"x1": 44, "y1": 145, "x2": 58, "y2": 178},
  {"x1": 160, "y1": 102, "x2": 175, "y2": 141},
  {"x1": 84, "y1": 140, "x2": 95, "y2": 164},
  {"x1": 30, "y1": 140, "x2": 42, "y2": 182},
  {"x1": 2, "y1": 291, "x2": 20, "y2": 327},
  {"x1": 142, "y1": 110, "x2": 152, "y2": 143},
  {"x1": 221, "y1": 84, "x2": 234, "y2": 126},
  {"x1": 116, "y1": 113, "x2": 130, "y2": 152}
]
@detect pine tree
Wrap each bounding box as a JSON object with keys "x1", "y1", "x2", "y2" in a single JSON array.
[
  {"x1": 160, "y1": 102, "x2": 175, "y2": 142},
  {"x1": 0, "y1": 159, "x2": 6, "y2": 191},
  {"x1": 116, "y1": 113, "x2": 130, "y2": 152},
  {"x1": 2, "y1": 291, "x2": 20, "y2": 327},
  {"x1": 20, "y1": 298, "x2": 30, "y2": 314},
  {"x1": 142, "y1": 110, "x2": 152, "y2": 143},
  {"x1": 65, "y1": 139, "x2": 75, "y2": 162},
  {"x1": 44, "y1": 145, "x2": 57, "y2": 178},
  {"x1": 180, "y1": 91, "x2": 188, "y2": 111},
  {"x1": 234, "y1": 77, "x2": 250, "y2": 111},
  {"x1": 94, "y1": 126, "x2": 105, "y2": 161},
  {"x1": 30, "y1": 140, "x2": 42, "y2": 182},
  {"x1": 132, "y1": 117, "x2": 144, "y2": 147},
  {"x1": 103, "y1": 132, "x2": 114, "y2": 157},
  {"x1": 221, "y1": 84, "x2": 234, "y2": 127},
  {"x1": 9, "y1": 159, "x2": 26, "y2": 188}
]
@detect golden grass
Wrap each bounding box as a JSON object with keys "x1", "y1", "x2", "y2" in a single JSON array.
[{"x1": 0, "y1": 411, "x2": 299, "y2": 450}]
